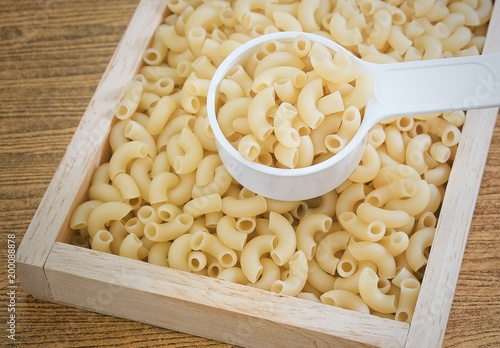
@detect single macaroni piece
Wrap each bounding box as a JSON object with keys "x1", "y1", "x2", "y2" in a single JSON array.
[
  {"x1": 216, "y1": 215, "x2": 248, "y2": 251},
  {"x1": 87, "y1": 202, "x2": 132, "y2": 238},
  {"x1": 359, "y1": 268, "x2": 397, "y2": 313},
  {"x1": 307, "y1": 258, "x2": 337, "y2": 293},
  {"x1": 349, "y1": 241, "x2": 397, "y2": 278},
  {"x1": 190, "y1": 231, "x2": 238, "y2": 268},
  {"x1": 241, "y1": 234, "x2": 277, "y2": 283},
  {"x1": 320, "y1": 289, "x2": 370, "y2": 314},
  {"x1": 406, "y1": 227, "x2": 436, "y2": 272},
  {"x1": 268, "y1": 212, "x2": 297, "y2": 266},
  {"x1": 271, "y1": 250, "x2": 308, "y2": 296},
  {"x1": 91, "y1": 230, "x2": 113, "y2": 254},
  {"x1": 296, "y1": 213, "x2": 332, "y2": 260}
]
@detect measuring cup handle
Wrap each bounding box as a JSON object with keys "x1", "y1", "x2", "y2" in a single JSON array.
[{"x1": 367, "y1": 53, "x2": 500, "y2": 123}]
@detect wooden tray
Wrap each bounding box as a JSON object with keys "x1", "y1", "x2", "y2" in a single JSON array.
[{"x1": 17, "y1": 1, "x2": 500, "y2": 347}]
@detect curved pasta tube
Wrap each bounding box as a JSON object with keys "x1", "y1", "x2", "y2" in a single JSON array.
[
  {"x1": 348, "y1": 241, "x2": 396, "y2": 278},
  {"x1": 158, "y1": 24, "x2": 188, "y2": 53},
  {"x1": 130, "y1": 157, "x2": 153, "y2": 202},
  {"x1": 406, "y1": 227, "x2": 436, "y2": 272},
  {"x1": 144, "y1": 213, "x2": 193, "y2": 242},
  {"x1": 307, "y1": 258, "x2": 337, "y2": 293},
  {"x1": 448, "y1": 1, "x2": 480, "y2": 26},
  {"x1": 336, "y1": 183, "x2": 370, "y2": 218},
  {"x1": 296, "y1": 136, "x2": 315, "y2": 168},
  {"x1": 274, "y1": 102, "x2": 300, "y2": 148},
  {"x1": 225, "y1": 64, "x2": 254, "y2": 97},
  {"x1": 304, "y1": 189, "x2": 338, "y2": 218},
  {"x1": 252, "y1": 66, "x2": 307, "y2": 94},
  {"x1": 148, "y1": 241, "x2": 171, "y2": 267},
  {"x1": 195, "y1": 154, "x2": 222, "y2": 187},
  {"x1": 268, "y1": 212, "x2": 296, "y2": 266},
  {"x1": 149, "y1": 172, "x2": 181, "y2": 205},
  {"x1": 359, "y1": 268, "x2": 397, "y2": 313},
  {"x1": 168, "y1": 233, "x2": 193, "y2": 272},
  {"x1": 70, "y1": 200, "x2": 103, "y2": 230},
  {"x1": 343, "y1": 72, "x2": 374, "y2": 110},
  {"x1": 357, "y1": 202, "x2": 411, "y2": 229},
  {"x1": 310, "y1": 51, "x2": 360, "y2": 84},
  {"x1": 247, "y1": 86, "x2": 275, "y2": 141},
  {"x1": 87, "y1": 202, "x2": 131, "y2": 238},
  {"x1": 372, "y1": 164, "x2": 421, "y2": 188},
  {"x1": 315, "y1": 230, "x2": 351, "y2": 275},
  {"x1": 334, "y1": 260, "x2": 377, "y2": 294},
  {"x1": 108, "y1": 141, "x2": 149, "y2": 179},
  {"x1": 296, "y1": 78, "x2": 325, "y2": 129},
  {"x1": 221, "y1": 195, "x2": 268, "y2": 218},
  {"x1": 187, "y1": 251, "x2": 208, "y2": 273},
  {"x1": 124, "y1": 217, "x2": 145, "y2": 237},
  {"x1": 91, "y1": 230, "x2": 113, "y2": 254},
  {"x1": 406, "y1": 134, "x2": 432, "y2": 174},
  {"x1": 378, "y1": 231, "x2": 410, "y2": 257},
  {"x1": 328, "y1": 12, "x2": 362, "y2": 47},
  {"x1": 115, "y1": 81, "x2": 143, "y2": 120},
  {"x1": 385, "y1": 180, "x2": 432, "y2": 216},
  {"x1": 296, "y1": 213, "x2": 332, "y2": 260},
  {"x1": 274, "y1": 143, "x2": 299, "y2": 168},
  {"x1": 349, "y1": 144, "x2": 381, "y2": 183},
  {"x1": 242, "y1": 234, "x2": 278, "y2": 283},
  {"x1": 297, "y1": 0, "x2": 321, "y2": 32},
  {"x1": 183, "y1": 2, "x2": 224, "y2": 36},
  {"x1": 147, "y1": 95, "x2": 177, "y2": 136},
  {"x1": 183, "y1": 193, "x2": 222, "y2": 218},
  {"x1": 366, "y1": 178, "x2": 417, "y2": 207},
  {"x1": 320, "y1": 289, "x2": 370, "y2": 314},
  {"x1": 238, "y1": 134, "x2": 262, "y2": 162},
  {"x1": 271, "y1": 250, "x2": 308, "y2": 296},
  {"x1": 368, "y1": 10, "x2": 392, "y2": 50},
  {"x1": 216, "y1": 215, "x2": 248, "y2": 251},
  {"x1": 124, "y1": 120, "x2": 157, "y2": 159},
  {"x1": 274, "y1": 78, "x2": 300, "y2": 105},
  {"x1": 156, "y1": 115, "x2": 196, "y2": 152},
  {"x1": 265, "y1": 198, "x2": 301, "y2": 214},
  {"x1": 112, "y1": 173, "x2": 140, "y2": 200},
  {"x1": 88, "y1": 183, "x2": 123, "y2": 202},
  {"x1": 190, "y1": 231, "x2": 237, "y2": 268},
  {"x1": 192, "y1": 165, "x2": 232, "y2": 198},
  {"x1": 218, "y1": 78, "x2": 245, "y2": 101},
  {"x1": 168, "y1": 172, "x2": 196, "y2": 206},
  {"x1": 167, "y1": 127, "x2": 204, "y2": 174},
  {"x1": 338, "y1": 212, "x2": 386, "y2": 242},
  {"x1": 247, "y1": 258, "x2": 281, "y2": 291},
  {"x1": 217, "y1": 267, "x2": 248, "y2": 285},
  {"x1": 119, "y1": 233, "x2": 149, "y2": 260},
  {"x1": 254, "y1": 51, "x2": 305, "y2": 78},
  {"x1": 395, "y1": 278, "x2": 421, "y2": 323}
]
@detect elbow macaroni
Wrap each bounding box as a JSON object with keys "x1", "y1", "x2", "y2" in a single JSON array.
[{"x1": 71, "y1": 0, "x2": 491, "y2": 322}]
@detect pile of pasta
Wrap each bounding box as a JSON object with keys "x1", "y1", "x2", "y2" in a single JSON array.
[
  {"x1": 216, "y1": 36, "x2": 372, "y2": 168},
  {"x1": 70, "y1": 0, "x2": 493, "y2": 323}
]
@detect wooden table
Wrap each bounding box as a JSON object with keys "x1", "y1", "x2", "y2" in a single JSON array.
[{"x1": 1, "y1": 1, "x2": 499, "y2": 347}]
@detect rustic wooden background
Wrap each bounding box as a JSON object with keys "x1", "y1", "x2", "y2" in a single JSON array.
[{"x1": 0, "y1": 0, "x2": 499, "y2": 347}]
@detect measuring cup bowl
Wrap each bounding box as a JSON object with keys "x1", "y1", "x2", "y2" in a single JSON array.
[{"x1": 207, "y1": 31, "x2": 500, "y2": 201}]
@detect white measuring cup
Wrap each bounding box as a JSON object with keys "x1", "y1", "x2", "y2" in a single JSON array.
[{"x1": 207, "y1": 31, "x2": 500, "y2": 201}]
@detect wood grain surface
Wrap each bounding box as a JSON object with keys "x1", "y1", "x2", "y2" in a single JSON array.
[{"x1": 0, "y1": 0, "x2": 499, "y2": 347}]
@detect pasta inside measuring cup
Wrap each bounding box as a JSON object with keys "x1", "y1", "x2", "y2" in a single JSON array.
[{"x1": 214, "y1": 34, "x2": 373, "y2": 169}]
